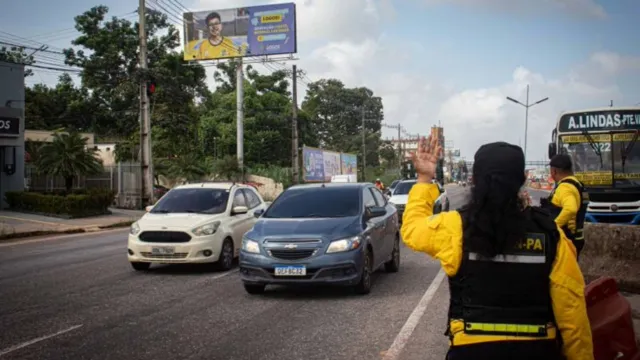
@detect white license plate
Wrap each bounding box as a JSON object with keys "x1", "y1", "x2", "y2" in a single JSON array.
[
  {"x1": 274, "y1": 265, "x2": 306, "y2": 276},
  {"x1": 152, "y1": 247, "x2": 175, "y2": 255}
]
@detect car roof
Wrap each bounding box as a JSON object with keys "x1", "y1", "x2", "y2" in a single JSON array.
[
  {"x1": 172, "y1": 182, "x2": 252, "y2": 190},
  {"x1": 287, "y1": 182, "x2": 372, "y2": 190},
  {"x1": 399, "y1": 179, "x2": 417, "y2": 183}
]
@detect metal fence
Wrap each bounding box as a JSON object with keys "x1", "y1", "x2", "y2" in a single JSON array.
[{"x1": 25, "y1": 162, "x2": 143, "y2": 209}]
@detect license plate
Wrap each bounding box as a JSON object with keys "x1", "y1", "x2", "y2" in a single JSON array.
[
  {"x1": 152, "y1": 247, "x2": 175, "y2": 255},
  {"x1": 274, "y1": 265, "x2": 306, "y2": 276}
]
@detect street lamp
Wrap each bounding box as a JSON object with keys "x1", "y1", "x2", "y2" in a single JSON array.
[{"x1": 506, "y1": 84, "x2": 549, "y2": 162}]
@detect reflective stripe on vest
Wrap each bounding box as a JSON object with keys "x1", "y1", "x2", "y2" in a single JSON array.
[
  {"x1": 468, "y1": 252, "x2": 545, "y2": 264},
  {"x1": 464, "y1": 322, "x2": 548, "y2": 337}
]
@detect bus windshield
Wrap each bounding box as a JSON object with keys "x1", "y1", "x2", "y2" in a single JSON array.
[
  {"x1": 561, "y1": 134, "x2": 612, "y2": 186},
  {"x1": 612, "y1": 133, "x2": 640, "y2": 188}
]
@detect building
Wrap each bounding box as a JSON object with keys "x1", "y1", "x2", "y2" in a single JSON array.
[
  {"x1": 0, "y1": 61, "x2": 26, "y2": 208},
  {"x1": 387, "y1": 138, "x2": 419, "y2": 160}
]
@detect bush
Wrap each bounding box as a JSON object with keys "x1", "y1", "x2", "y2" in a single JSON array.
[{"x1": 5, "y1": 188, "x2": 115, "y2": 218}]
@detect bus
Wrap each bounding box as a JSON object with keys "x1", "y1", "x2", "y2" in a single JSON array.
[{"x1": 547, "y1": 106, "x2": 640, "y2": 225}]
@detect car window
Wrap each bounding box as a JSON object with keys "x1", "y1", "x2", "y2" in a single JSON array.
[
  {"x1": 232, "y1": 190, "x2": 247, "y2": 207},
  {"x1": 371, "y1": 187, "x2": 387, "y2": 206},
  {"x1": 242, "y1": 189, "x2": 261, "y2": 209},
  {"x1": 393, "y1": 181, "x2": 416, "y2": 195},
  {"x1": 150, "y1": 188, "x2": 229, "y2": 214},
  {"x1": 390, "y1": 180, "x2": 400, "y2": 188},
  {"x1": 264, "y1": 187, "x2": 360, "y2": 218},
  {"x1": 363, "y1": 188, "x2": 376, "y2": 208}
]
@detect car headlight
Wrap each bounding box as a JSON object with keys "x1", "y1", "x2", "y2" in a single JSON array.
[
  {"x1": 130, "y1": 221, "x2": 140, "y2": 235},
  {"x1": 326, "y1": 236, "x2": 361, "y2": 254},
  {"x1": 242, "y1": 238, "x2": 260, "y2": 254},
  {"x1": 192, "y1": 221, "x2": 221, "y2": 237}
]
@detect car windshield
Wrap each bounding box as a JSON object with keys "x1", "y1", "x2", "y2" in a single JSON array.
[
  {"x1": 150, "y1": 188, "x2": 230, "y2": 214},
  {"x1": 612, "y1": 133, "x2": 640, "y2": 188},
  {"x1": 390, "y1": 180, "x2": 400, "y2": 188},
  {"x1": 561, "y1": 134, "x2": 613, "y2": 186},
  {"x1": 264, "y1": 187, "x2": 360, "y2": 218},
  {"x1": 393, "y1": 181, "x2": 416, "y2": 195}
]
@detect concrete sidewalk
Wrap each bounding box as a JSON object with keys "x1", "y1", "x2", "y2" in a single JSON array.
[{"x1": 0, "y1": 207, "x2": 145, "y2": 239}]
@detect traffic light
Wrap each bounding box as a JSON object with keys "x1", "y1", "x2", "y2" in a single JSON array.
[{"x1": 146, "y1": 81, "x2": 156, "y2": 97}]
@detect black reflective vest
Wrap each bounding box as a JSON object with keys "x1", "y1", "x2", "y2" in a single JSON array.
[
  {"x1": 541, "y1": 178, "x2": 589, "y2": 242},
  {"x1": 447, "y1": 207, "x2": 560, "y2": 343}
]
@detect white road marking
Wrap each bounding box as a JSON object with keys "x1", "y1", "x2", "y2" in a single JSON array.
[
  {"x1": 382, "y1": 268, "x2": 446, "y2": 360},
  {"x1": 0, "y1": 324, "x2": 83, "y2": 357},
  {"x1": 207, "y1": 268, "x2": 239, "y2": 281}
]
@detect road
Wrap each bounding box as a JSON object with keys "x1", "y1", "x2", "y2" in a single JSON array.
[{"x1": 0, "y1": 186, "x2": 471, "y2": 360}]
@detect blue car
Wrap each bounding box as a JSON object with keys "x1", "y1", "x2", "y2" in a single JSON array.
[{"x1": 239, "y1": 183, "x2": 400, "y2": 295}]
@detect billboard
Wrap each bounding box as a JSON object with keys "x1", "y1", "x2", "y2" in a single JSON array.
[
  {"x1": 341, "y1": 153, "x2": 357, "y2": 175},
  {"x1": 323, "y1": 151, "x2": 341, "y2": 181},
  {"x1": 302, "y1": 147, "x2": 358, "y2": 182},
  {"x1": 182, "y1": 3, "x2": 297, "y2": 61}
]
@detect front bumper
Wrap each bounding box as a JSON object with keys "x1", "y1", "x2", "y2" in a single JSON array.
[
  {"x1": 586, "y1": 211, "x2": 640, "y2": 225},
  {"x1": 127, "y1": 233, "x2": 225, "y2": 264},
  {"x1": 239, "y1": 247, "x2": 365, "y2": 286}
]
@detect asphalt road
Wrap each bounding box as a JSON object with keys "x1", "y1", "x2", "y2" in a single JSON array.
[{"x1": 0, "y1": 186, "x2": 470, "y2": 360}]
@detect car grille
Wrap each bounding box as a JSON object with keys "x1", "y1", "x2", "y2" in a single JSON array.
[
  {"x1": 138, "y1": 231, "x2": 191, "y2": 243},
  {"x1": 268, "y1": 249, "x2": 316, "y2": 260},
  {"x1": 140, "y1": 252, "x2": 189, "y2": 259}
]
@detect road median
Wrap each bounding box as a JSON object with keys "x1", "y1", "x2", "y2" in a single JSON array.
[{"x1": 0, "y1": 219, "x2": 135, "y2": 241}]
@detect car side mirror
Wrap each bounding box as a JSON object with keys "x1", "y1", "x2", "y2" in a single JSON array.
[
  {"x1": 365, "y1": 206, "x2": 386, "y2": 220},
  {"x1": 254, "y1": 208, "x2": 265, "y2": 218},
  {"x1": 232, "y1": 206, "x2": 249, "y2": 215},
  {"x1": 145, "y1": 205, "x2": 154, "y2": 212},
  {"x1": 548, "y1": 142, "x2": 557, "y2": 159}
]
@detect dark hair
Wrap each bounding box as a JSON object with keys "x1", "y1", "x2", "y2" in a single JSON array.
[
  {"x1": 462, "y1": 143, "x2": 527, "y2": 258},
  {"x1": 549, "y1": 154, "x2": 573, "y2": 172},
  {"x1": 205, "y1": 12, "x2": 221, "y2": 24}
]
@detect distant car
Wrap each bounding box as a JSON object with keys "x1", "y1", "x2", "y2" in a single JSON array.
[
  {"x1": 128, "y1": 182, "x2": 268, "y2": 271},
  {"x1": 386, "y1": 179, "x2": 401, "y2": 196},
  {"x1": 388, "y1": 179, "x2": 450, "y2": 223},
  {"x1": 239, "y1": 183, "x2": 400, "y2": 295}
]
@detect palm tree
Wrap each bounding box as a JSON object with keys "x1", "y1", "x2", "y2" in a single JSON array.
[{"x1": 36, "y1": 132, "x2": 104, "y2": 193}]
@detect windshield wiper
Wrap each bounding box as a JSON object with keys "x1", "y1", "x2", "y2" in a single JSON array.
[
  {"x1": 151, "y1": 209, "x2": 170, "y2": 213},
  {"x1": 581, "y1": 130, "x2": 604, "y2": 169},
  {"x1": 619, "y1": 130, "x2": 639, "y2": 174},
  {"x1": 184, "y1": 210, "x2": 212, "y2": 214}
]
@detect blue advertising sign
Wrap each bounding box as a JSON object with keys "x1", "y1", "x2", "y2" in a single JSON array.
[
  {"x1": 247, "y1": 3, "x2": 297, "y2": 57},
  {"x1": 302, "y1": 147, "x2": 324, "y2": 182}
]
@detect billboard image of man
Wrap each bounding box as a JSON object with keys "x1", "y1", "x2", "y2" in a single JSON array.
[{"x1": 184, "y1": 10, "x2": 248, "y2": 60}]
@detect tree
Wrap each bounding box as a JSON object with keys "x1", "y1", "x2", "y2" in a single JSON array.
[
  {"x1": 0, "y1": 45, "x2": 34, "y2": 77},
  {"x1": 379, "y1": 140, "x2": 398, "y2": 167},
  {"x1": 36, "y1": 132, "x2": 104, "y2": 192}
]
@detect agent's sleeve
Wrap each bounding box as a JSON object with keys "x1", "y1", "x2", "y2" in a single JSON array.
[
  {"x1": 549, "y1": 229, "x2": 594, "y2": 360},
  {"x1": 551, "y1": 183, "x2": 579, "y2": 229},
  {"x1": 400, "y1": 183, "x2": 463, "y2": 277}
]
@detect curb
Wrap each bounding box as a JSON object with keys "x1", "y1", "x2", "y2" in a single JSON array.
[{"x1": 0, "y1": 220, "x2": 135, "y2": 242}]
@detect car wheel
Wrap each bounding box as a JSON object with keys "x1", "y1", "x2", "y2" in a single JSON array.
[
  {"x1": 131, "y1": 262, "x2": 151, "y2": 271},
  {"x1": 244, "y1": 283, "x2": 266, "y2": 295},
  {"x1": 216, "y1": 238, "x2": 235, "y2": 271},
  {"x1": 384, "y1": 234, "x2": 400, "y2": 273},
  {"x1": 433, "y1": 203, "x2": 442, "y2": 214},
  {"x1": 444, "y1": 200, "x2": 450, "y2": 212},
  {"x1": 354, "y1": 248, "x2": 373, "y2": 295}
]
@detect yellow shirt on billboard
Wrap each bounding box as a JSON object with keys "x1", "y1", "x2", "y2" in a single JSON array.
[{"x1": 184, "y1": 37, "x2": 247, "y2": 60}]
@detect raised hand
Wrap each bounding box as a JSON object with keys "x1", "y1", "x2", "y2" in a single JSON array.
[{"x1": 411, "y1": 135, "x2": 442, "y2": 183}]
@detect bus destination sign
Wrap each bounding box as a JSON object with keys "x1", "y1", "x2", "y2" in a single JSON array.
[{"x1": 558, "y1": 109, "x2": 640, "y2": 132}]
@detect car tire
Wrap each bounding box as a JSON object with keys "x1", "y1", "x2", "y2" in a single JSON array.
[
  {"x1": 444, "y1": 200, "x2": 450, "y2": 212},
  {"x1": 216, "y1": 238, "x2": 235, "y2": 271},
  {"x1": 354, "y1": 248, "x2": 373, "y2": 295},
  {"x1": 244, "y1": 283, "x2": 266, "y2": 295},
  {"x1": 433, "y1": 203, "x2": 442, "y2": 214},
  {"x1": 131, "y1": 262, "x2": 151, "y2": 271},
  {"x1": 384, "y1": 234, "x2": 400, "y2": 273}
]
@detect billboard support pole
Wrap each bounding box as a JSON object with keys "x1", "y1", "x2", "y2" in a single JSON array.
[
  {"x1": 292, "y1": 64, "x2": 299, "y2": 184},
  {"x1": 138, "y1": 0, "x2": 154, "y2": 207},
  {"x1": 236, "y1": 58, "x2": 244, "y2": 178}
]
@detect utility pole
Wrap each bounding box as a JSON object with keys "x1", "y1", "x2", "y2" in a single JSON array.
[
  {"x1": 138, "y1": 0, "x2": 154, "y2": 207},
  {"x1": 506, "y1": 84, "x2": 549, "y2": 162},
  {"x1": 396, "y1": 125, "x2": 402, "y2": 169},
  {"x1": 291, "y1": 64, "x2": 299, "y2": 184},
  {"x1": 237, "y1": 59, "x2": 244, "y2": 178},
  {"x1": 361, "y1": 107, "x2": 366, "y2": 180}
]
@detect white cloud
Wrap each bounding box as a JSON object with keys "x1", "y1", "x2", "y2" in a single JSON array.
[{"x1": 420, "y1": 0, "x2": 607, "y2": 19}]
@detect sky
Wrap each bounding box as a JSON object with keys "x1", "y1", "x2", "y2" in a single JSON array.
[{"x1": 1, "y1": 0, "x2": 640, "y2": 162}]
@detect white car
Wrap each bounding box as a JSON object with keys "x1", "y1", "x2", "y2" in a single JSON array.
[
  {"x1": 388, "y1": 179, "x2": 450, "y2": 223},
  {"x1": 128, "y1": 182, "x2": 268, "y2": 271}
]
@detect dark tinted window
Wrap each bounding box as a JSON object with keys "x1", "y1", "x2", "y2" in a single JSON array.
[
  {"x1": 393, "y1": 181, "x2": 416, "y2": 195},
  {"x1": 232, "y1": 190, "x2": 247, "y2": 207},
  {"x1": 371, "y1": 188, "x2": 387, "y2": 206},
  {"x1": 264, "y1": 187, "x2": 360, "y2": 218},
  {"x1": 243, "y1": 189, "x2": 261, "y2": 209},
  {"x1": 390, "y1": 180, "x2": 400, "y2": 188},
  {"x1": 151, "y1": 188, "x2": 229, "y2": 214},
  {"x1": 363, "y1": 188, "x2": 376, "y2": 207}
]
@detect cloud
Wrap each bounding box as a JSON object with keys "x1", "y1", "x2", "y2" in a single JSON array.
[{"x1": 420, "y1": 0, "x2": 607, "y2": 19}]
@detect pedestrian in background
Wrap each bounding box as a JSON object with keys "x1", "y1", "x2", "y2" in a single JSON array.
[{"x1": 401, "y1": 136, "x2": 593, "y2": 360}]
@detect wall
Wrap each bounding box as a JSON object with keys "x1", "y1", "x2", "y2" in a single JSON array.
[
  {"x1": 0, "y1": 61, "x2": 26, "y2": 208},
  {"x1": 247, "y1": 174, "x2": 283, "y2": 201},
  {"x1": 25, "y1": 129, "x2": 95, "y2": 146}
]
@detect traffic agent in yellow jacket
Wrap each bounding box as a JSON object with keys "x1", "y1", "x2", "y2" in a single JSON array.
[
  {"x1": 401, "y1": 182, "x2": 594, "y2": 360},
  {"x1": 542, "y1": 154, "x2": 589, "y2": 257}
]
